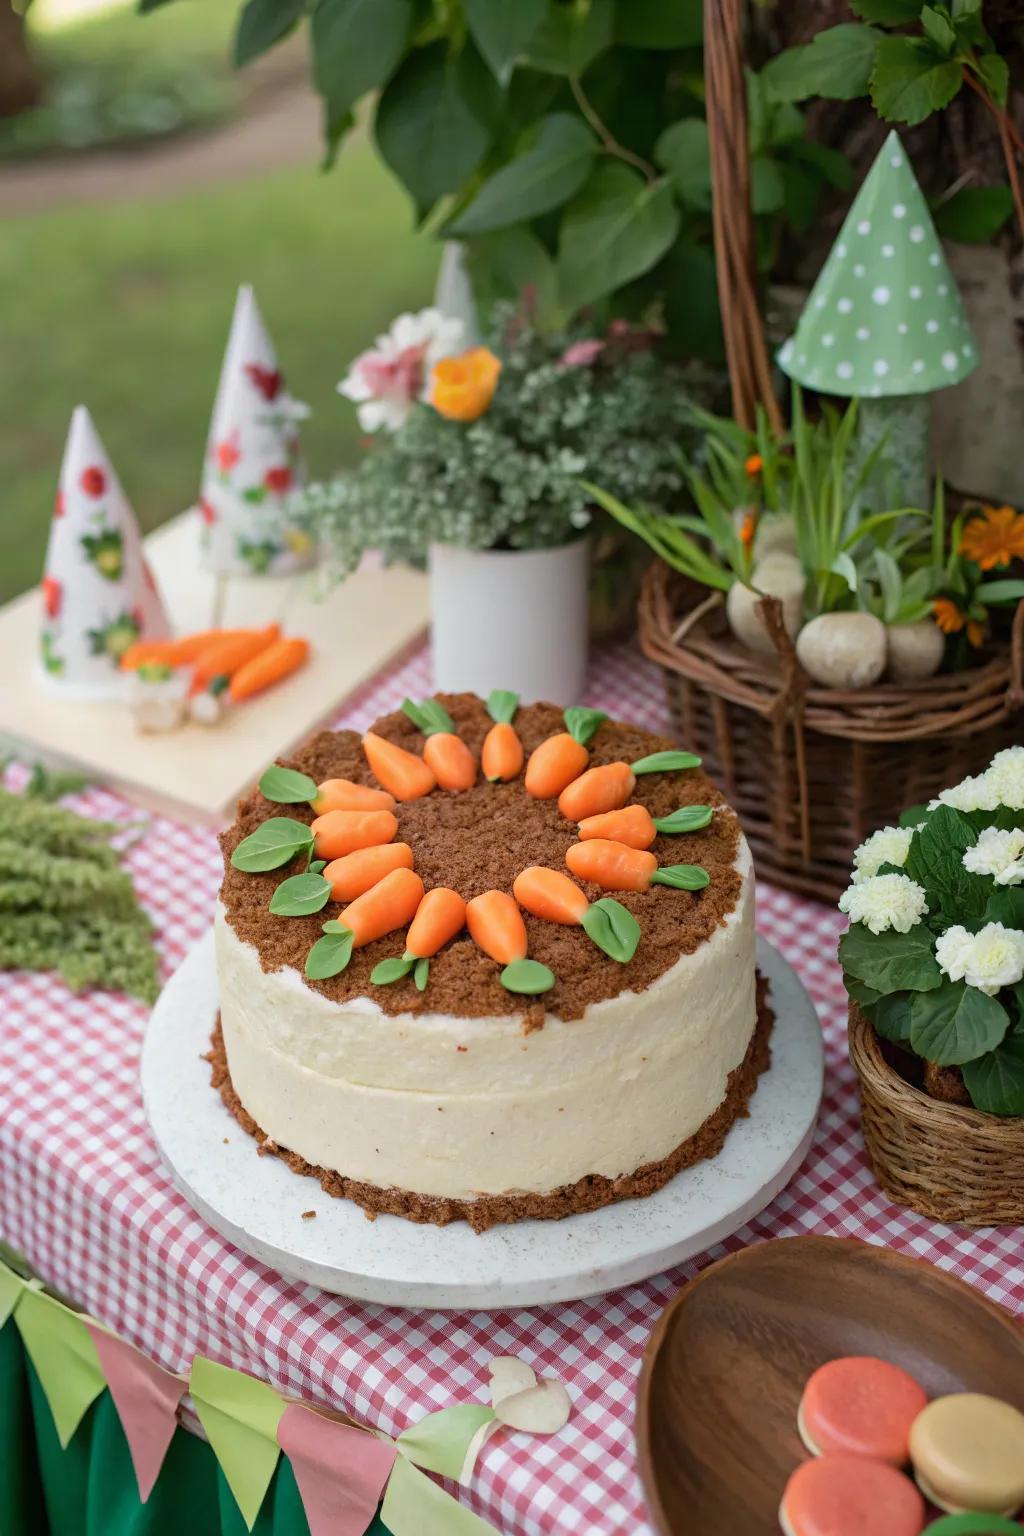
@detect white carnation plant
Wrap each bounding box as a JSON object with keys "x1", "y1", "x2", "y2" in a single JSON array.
[{"x1": 838, "y1": 746, "x2": 1024, "y2": 1115}]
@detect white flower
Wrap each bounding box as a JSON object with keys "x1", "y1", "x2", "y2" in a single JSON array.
[
  {"x1": 839, "y1": 873, "x2": 928, "y2": 934},
  {"x1": 852, "y1": 825, "x2": 914, "y2": 881},
  {"x1": 930, "y1": 773, "x2": 999, "y2": 814},
  {"x1": 963, "y1": 826, "x2": 1024, "y2": 886},
  {"x1": 936, "y1": 922, "x2": 1024, "y2": 996},
  {"x1": 338, "y1": 308, "x2": 465, "y2": 433},
  {"x1": 985, "y1": 745, "x2": 1024, "y2": 811}
]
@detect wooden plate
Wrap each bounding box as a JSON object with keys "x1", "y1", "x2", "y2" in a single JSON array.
[{"x1": 636, "y1": 1236, "x2": 1024, "y2": 1536}]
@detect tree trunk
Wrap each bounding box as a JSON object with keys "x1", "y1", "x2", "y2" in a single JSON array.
[{"x1": 0, "y1": 3, "x2": 41, "y2": 120}]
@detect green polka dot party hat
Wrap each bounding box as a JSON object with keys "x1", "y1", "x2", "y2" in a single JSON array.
[{"x1": 778, "y1": 130, "x2": 978, "y2": 399}]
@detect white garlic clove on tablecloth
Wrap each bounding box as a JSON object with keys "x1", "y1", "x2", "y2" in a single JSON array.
[{"x1": 130, "y1": 664, "x2": 187, "y2": 733}]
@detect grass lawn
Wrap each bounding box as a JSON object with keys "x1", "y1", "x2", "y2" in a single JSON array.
[{"x1": 0, "y1": 142, "x2": 436, "y2": 602}]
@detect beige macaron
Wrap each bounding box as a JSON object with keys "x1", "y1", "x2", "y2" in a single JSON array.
[{"x1": 909, "y1": 1393, "x2": 1024, "y2": 1516}]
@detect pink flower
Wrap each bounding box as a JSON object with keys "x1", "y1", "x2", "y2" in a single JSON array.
[
  {"x1": 338, "y1": 308, "x2": 465, "y2": 433},
  {"x1": 80, "y1": 465, "x2": 106, "y2": 498},
  {"x1": 215, "y1": 433, "x2": 241, "y2": 472},
  {"x1": 559, "y1": 339, "x2": 606, "y2": 368}
]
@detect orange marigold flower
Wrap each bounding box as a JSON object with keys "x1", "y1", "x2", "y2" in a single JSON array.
[
  {"x1": 739, "y1": 512, "x2": 757, "y2": 547},
  {"x1": 932, "y1": 598, "x2": 965, "y2": 635},
  {"x1": 959, "y1": 504, "x2": 1024, "y2": 571},
  {"x1": 744, "y1": 453, "x2": 763, "y2": 478},
  {"x1": 967, "y1": 619, "x2": 986, "y2": 648},
  {"x1": 430, "y1": 347, "x2": 502, "y2": 423}
]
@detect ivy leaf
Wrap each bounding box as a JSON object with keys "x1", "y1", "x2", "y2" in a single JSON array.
[
  {"x1": 563, "y1": 707, "x2": 607, "y2": 746},
  {"x1": 414, "y1": 957, "x2": 430, "y2": 991},
  {"x1": 231, "y1": 818, "x2": 314, "y2": 873},
  {"x1": 904, "y1": 805, "x2": 988, "y2": 926},
  {"x1": 464, "y1": 225, "x2": 563, "y2": 329},
  {"x1": 524, "y1": 0, "x2": 613, "y2": 76},
  {"x1": 761, "y1": 25, "x2": 881, "y2": 104},
  {"x1": 269, "y1": 873, "x2": 332, "y2": 917},
  {"x1": 653, "y1": 806, "x2": 713, "y2": 834},
  {"x1": 311, "y1": 0, "x2": 413, "y2": 127},
  {"x1": 259, "y1": 765, "x2": 317, "y2": 804},
  {"x1": 870, "y1": 36, "x2": 962, "y2": 126},
  {"x1": 910, "y1": 982, "x2": 1010, "y2": 1066},
  {"x1": 631, "y1": 750, "x2": 702, "y2": 775},
  {"x1": 581, "y1": 897, "x2": 641, "y2": 963},
  {"x1": 451, "y1": 114, "x2": 597, "y2": 235},
  {"x1": 975, "y1": 53, "x2": 1009, "y2": 107},
  {"x1": 919, "y1": 5, "x2": 956, "y2": 54},
  {"x1": 839, "y1": 923, "x2": 942, "y2": 995},
  {"x1": 651, "y1": 864, "x2": 710, "y2": 890},
  {"x1": 615, "y1": 0, "x2": 702, "y2": 48},
  {"x1": 464, "y1": 0, "x2": 546, "y2": 84},
  {"x1": 933, "y1": 184, "x2": 1016, "y2": 243},
  {"x1": 874, "y1": 991, "x2": 914, "y2": 1043},
  {"x1": 962, "y1": 1028, "x2": 1024, "y2": 1115},
  {"x1": 402, "y1": 697, "x2": 455, "y2": 736},
  {"x1": 371, "y1": 956, "x2": 415, "y2": 985},
  {"x1": 558, "y1": 164, "x2": 680, "y2": 311},
  {"x1": 500, "y1": 958, "x2": 556, "y2": 994},
  {"x1": 486, "y1": 690, "x2": 519, "y2": 725},
  {"x1": 655, "y1": 118, "x2": 711, "y2": 209},
  {"x1": 663, "y1": 241, "x2": 723, "y2": 364},
  {"x1": 375, "y1": 44, "x2": 491, "y2": 219},
  {"x1": 234, "y1": 0, "x2": 305, "y2": 67},
  {"x1": 849, "y1": 0, "x2": 923, "y2": 20},
  {"x1": 751, "y1": 155, "x2": 785, "y2": 214},
  {"x1": 305, "y1": 928, "x2": 354, "y2": 979}
]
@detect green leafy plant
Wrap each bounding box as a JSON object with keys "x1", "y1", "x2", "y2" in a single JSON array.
[{"x1": 838, "y1": 750, "x2": 1024, "y2": 1115}]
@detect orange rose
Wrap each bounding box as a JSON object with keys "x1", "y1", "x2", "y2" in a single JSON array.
[
  {"x1": 430, "y1": 348, "x2": 502, "y2": 423},
  {"x1": 959, "y1": 504, "x2": 1024, "y2": 571}
]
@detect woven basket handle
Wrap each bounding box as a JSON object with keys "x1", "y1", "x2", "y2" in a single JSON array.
[
  {"x1": 757, "y1": 595, "x2": 814, "y2": 864},
  {"x1": 1008, "y1": 599, "x2": 1024, "y2": 711}
]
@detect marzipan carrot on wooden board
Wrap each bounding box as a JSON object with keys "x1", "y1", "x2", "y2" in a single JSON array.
[
  {"x1": 481, "y1": 690, "x2": 523, "y2": 782},
  {"x1": 324, "y1": 842, "x2": 412, "y2": 903},
  {"x1": 191, "y1": 625, "x2": 279, "y2": 693},
  {"x1": 405, "y1": 887, "x2": 467, "y2": 958},
  {"x1": 402, "y1": 698, "x2": 476, "y2": 792},
  {"x1": 362, "y1": 731, "x2": 436, "y2": 801},
  {"x1": 312, "y1": 778, "x2": 396, "y2": 815},
  {"x1": 513, "y1": 867, "x2": 588, "y2": 926},
  {"x1": 120, "y1": 629, "x2": 259, "y2": 671},
  {"x1": 466, "y1": 890, "x2": 528, "y2": 963},
  {"x1": 311, "y1": 808, "x2": 397, "y2": 861},
  {"x1": 578, "y1": 805, "x2": 656, "y2": 849},
  {"x1": 524, "y1": 708, "x2": 607, "y2": 799},
  {"x1": 566, "y1": 839, "x2": 710, "y2": 893},
  {"x1": 557, "y1": 761, "x2": 635, "y2": 821},
  {"x1": 229, "y1": 636, "x2": 310, "y2": 702},
  {"x1": 305, "y1": 867, "x2": 426, "y2": 980}
]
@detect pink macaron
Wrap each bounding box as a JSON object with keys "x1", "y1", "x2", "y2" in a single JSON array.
[
  {"x1": 798, "y1": 1356, "x2": 928, "y2": 1465},
  {"x1": 780, "y1": 1452, "x2": 926, "y2": 1536}
]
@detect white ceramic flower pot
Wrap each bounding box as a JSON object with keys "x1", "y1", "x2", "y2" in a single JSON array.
[{"x1": 429, "y1": 539, "x2": 590, "y2": 705}]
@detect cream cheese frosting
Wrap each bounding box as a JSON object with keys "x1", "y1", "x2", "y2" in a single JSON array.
[{"x1": 215, "y1": 838, "x2": 757, "y2": 1202}]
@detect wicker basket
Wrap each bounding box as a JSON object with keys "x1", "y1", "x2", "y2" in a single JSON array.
[
  {"x1": 639, "y1": 563, "x2": 1024, "y2": 901},
  {"x1": 847, "y1": 1002, "x2": 1024, "y2": 1226}
]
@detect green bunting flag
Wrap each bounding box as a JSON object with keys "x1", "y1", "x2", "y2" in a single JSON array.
[
  {"x1": 381, "y1": 1455, "x2": 499, "y2": 1536},
  {"x1": 14, "y1": 1285, "x2": 107, "y2": 1448},
  {"x1": 0, "y1": 1259, "x2": 25, "y2": 1328},
  {"x1": 396, "y1": 1403, "x2": 496, "y2": 1480},
  {"x1": 778, "y1": 130, "x2": 977, "y2": 400},
  {"x1": 190, "y1": 1356, "x2": 285, "y2": 1531}
]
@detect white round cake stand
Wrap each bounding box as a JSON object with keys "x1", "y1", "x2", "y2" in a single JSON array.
[{"x1": 141, "y1": 931, "x2": 823, "y2": 1311}]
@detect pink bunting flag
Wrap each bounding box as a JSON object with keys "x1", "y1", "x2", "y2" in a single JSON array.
[
  {"x1": 86, "y1": 1324, "x2": 186, "y2": 1502},
  {"x1": 277, "y1": 1403, "x2": 397, "y2": 1536}
]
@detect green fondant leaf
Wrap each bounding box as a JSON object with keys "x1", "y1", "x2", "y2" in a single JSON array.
[
  {"x1": 371, "y1": 956, "x2": 415, "y2": 985},
  {"x1": 269, "y1": 873, "x2": 332, "y2": 917},
  {"x1": 909, "y1": 981, "x2": 1010, "y2": 1066},
  {"x1": 581, "y1": 897, "x2": 641, "y2": 963},
  {"x1": 651, "y1": 864, "x2": 710, "y2": 891},
  {"x1": 500, "y1": 958, "x2": 556, "y2": 994},
  {"x1": 563, "y1": 707, "x2": 607, "y2": 746},
  {"x1": 305, "y1": 929, "x2": 354, "y2": 979},
  {"x1": 486, "y1": 689, "x2": 519, "y2": 725},
  {"x1": 838, "y1": 922, "x2": 942, "y2": 996},
  {"x1": 631, "y1": 750, "x2": 702, "y2": 775},
  {"x1": 231, "y1": 817, "x2": 314, "y2": 873},
  {"x1": 309, "y1": 860, "x2": 327, "y2": 875},
  {"x1": 402, "y1": 697, "x2": 455, "y2": 737},
  {"x1": 414, "y1": 956, "x2": 430, "y2": 991},
  {"x1": 653, "y1": 805, "x2": 714, "y2": 834},
  {"x1": 258, "y1": 765, "x2": 318, "y2": 804}
]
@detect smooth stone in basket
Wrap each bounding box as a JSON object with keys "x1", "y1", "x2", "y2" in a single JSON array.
[{"x1": 796, "y1": 612, "x2": 887, "y2": 689}]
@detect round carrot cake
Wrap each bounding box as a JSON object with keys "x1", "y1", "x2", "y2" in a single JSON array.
[{"x1": 212, "y1": 692, "x2": 770, "y2": 1231}]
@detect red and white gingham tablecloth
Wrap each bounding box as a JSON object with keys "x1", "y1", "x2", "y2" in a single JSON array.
[{"x1": 1, "y1": 641, "x2": 1021, "y2": 1536}]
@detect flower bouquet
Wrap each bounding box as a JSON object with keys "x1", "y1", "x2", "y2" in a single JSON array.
[{"x1": 841, "y1": 747, "x2": 1024, "y2": 1225}]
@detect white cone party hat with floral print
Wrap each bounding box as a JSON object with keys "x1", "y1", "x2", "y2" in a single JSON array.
[
  {"x1": 40, "y1": 406, "x2": 171, "y2": 699},
  {"x1": 198, "y1": 284, "x2": 314, "y2": 577}
]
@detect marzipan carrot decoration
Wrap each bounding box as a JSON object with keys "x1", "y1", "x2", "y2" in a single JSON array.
[
  {"x1": 557, "y1": 749, "x2": 703, "y2": 821},
  {"x1": 513, "y1": 866, "x2": 641, "y2": 963},
  {"x1": 312, "y1": 778, "x2": 395, "y2": 815},
  {"x1": 306, "y1": 867, "x2": 425, "y2": 979},
  {"x1": 466, "y1": 890, "x2": 527, "y2": 963},
  {"x1": 120, "y1": 629, "x2": 257, "y2": 671},
  {"x1": 566, "y1": 839, "x2": 710, "y2": 893},
  {"x1": 311, "y1": 807, "x2": 398, "y2": 861},
  {"x1": 229, "y1": 636, "x2": 310, "y2": 702},
  {"x1": 578, "y1": 805, "x2": 656, "y2": 850},
  {"x1": 524, "y1": 707, "x2": 607, "y2": 799},
  {"x1": 324, "y1": 843, "x2": 413, "y2": 902},
  {"x1": 371, "y1": 886, "x2": 466, "y2": 990},
  {"x1": 401, "y1": 698, "x2": 476, "y2": 792},
  {"x1": 362, "y1": 731, "x2": 436, "y2": 802},
  {"x1": 481, "y1": 690, "x2": 523, "y2": 783},
  {"x1": 190, "y1": 624, "x2": 279, "y2": 694}
]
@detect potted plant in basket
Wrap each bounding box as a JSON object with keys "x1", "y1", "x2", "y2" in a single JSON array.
[
  {"x1": 299, "y1": 305, "x2": 711, "y2": 704},
  {"x1": 840, "y1": 745, "x2": 1024, "y2": 1226}
]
